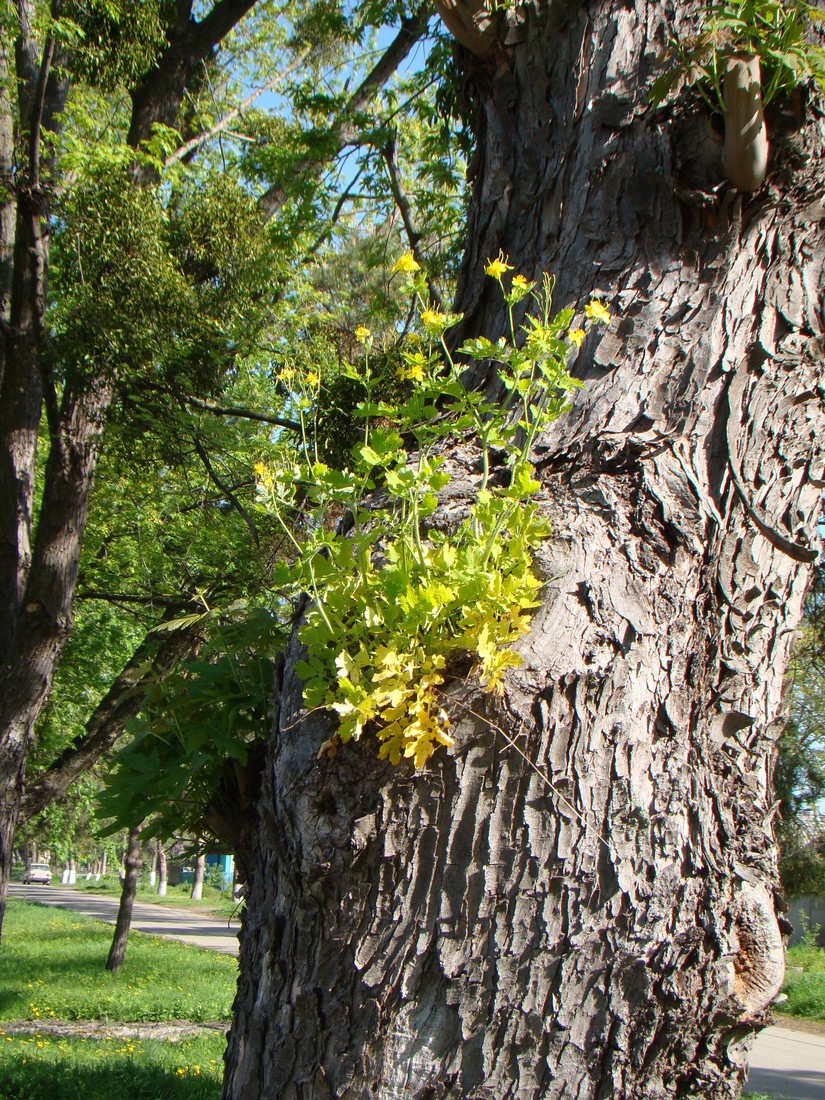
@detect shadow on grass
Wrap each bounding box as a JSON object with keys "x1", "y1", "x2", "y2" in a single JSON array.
[{"x1": 0, "y1": 1059, "x2": 221, "y2": 1100}]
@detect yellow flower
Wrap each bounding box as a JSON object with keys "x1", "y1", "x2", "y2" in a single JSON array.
[
  {"x1": 305, "y1": 371, "x2": 320, "y2": 387},
  {"x1": 277, "y1": 366, "x2": 295, "y2": 382},
  {"x1": 568, "y1": 327, "x2": 586, "y2": 348},
  {"x1": 585, "y1": 298, "x2": 611, "y2": 324},
  {"x1": 392, "y1": 252, "x2": 420, "y2": 274},
  {"x1": 355, "y1": 326, "x2": 372, "y2": 343},
  {"x1": 420, "y1": 309, "x2": 447, "y2": 334},
  {"x1": 399, "y1": 362, "x2": 426, "y2": 383},
  {"x1": 484, "y1": 251, "x2": 514, "y2": 280},
  {"x1": 511, "y1": 274, "x2": 530, "y2": 291}
]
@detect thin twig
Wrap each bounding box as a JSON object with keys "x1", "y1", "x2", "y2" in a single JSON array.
[{"x1": 165, "y1": 48, "x2": 312, "y2": 168}]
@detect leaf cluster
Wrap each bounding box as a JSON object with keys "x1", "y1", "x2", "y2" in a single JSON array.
[
  {"x1": 98, "y1": 605, "x2": 285, "y2": 839},
  {"x1": 60, "y1": 0, "x2": 172, "y2": 92},
  {"x1": 256, "y1": 258, "x2": 607, "y2": 768},
  {"x1": 650, "y1": 0, "x2": 825, "y2": 111}
]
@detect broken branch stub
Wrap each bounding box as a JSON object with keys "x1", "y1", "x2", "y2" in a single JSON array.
[{"x1": 722, "y1": 52, "x2": 769, "y2": 191}]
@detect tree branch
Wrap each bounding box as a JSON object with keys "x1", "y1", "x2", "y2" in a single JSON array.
[
  {"x1": 165, "y1": 48, "x2": 311, "y2": 168},
  {"x1": 21, "y1": 616, "x2": 203, "y2": 822},
  {"x1": 76, "y1": 588, "x2": 185, "y2": 606},
  {"x1": 381, "y1": 132, "x2": 443, "y2": 308},
  {"x1": 184, "y1": 395, "x2": 301, "y2": 432},
  {"x1": 433, "y1": 0, "x2": 497, "y2": 59},
  {"x1": 128, "y1": 0, "x2": 261, "y2": 153},
  {"x1": 259, "y1": 7, "x2": 431, "y2": 220}
]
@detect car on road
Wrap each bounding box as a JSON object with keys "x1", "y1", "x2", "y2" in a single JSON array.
[{"x1": 23, "y1": 863, "x2": 52, "y2": 885}]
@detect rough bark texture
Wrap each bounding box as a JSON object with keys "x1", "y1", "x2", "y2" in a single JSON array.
[
  {"x1": 223, "y1": 2, "x2": 825, "y2": 1098},
  {"x1": 105, "y1": 824, "x2": 143, "y2": 974}
]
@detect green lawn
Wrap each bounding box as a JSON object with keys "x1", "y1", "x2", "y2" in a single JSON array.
[
  {"x1": 0, "y1": 900, "x2": 236, "y2": 1099},
  {"x1": 0, "y1": 900, "x2": 237, "y2": 1023},
  {"x1": 0, "y1": 1032, "x2": 225, "y2": 1100},
  {"x1": 775, "y1": 938, "x2": 825, "y2": 1023}
]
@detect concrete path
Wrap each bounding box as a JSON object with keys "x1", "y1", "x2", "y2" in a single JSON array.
[
  {"x1": 747, "y1": 1024, "x2": 825, "y2": 1099},
  {"x1": 8, "y1": 882, "x2": 240, "y2": 957}
]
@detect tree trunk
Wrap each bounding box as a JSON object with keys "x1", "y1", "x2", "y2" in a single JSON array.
[
  {"x1": 190, "y1": 853, "x2": 206, "y2": 901},
  {"x1": 222, "y1": 3, "x2": 825, "y2": 1098},
  {"x1": 157, "y1": 842, "x2": 167, "y2": 897},
  {"x1": 106, "y1": 824, "x2": 143, "y2": 975}
]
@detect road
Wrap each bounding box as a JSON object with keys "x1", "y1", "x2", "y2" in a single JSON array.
[
  {"x1": 8, "y1": 883, "x2": 825, "y2": 1095},
  {"x1": 8, "y1": 881, "x2": 240, "y2": 957},
  {"x1": 747, "y1": 1024, "x2": 825, "y2": 1099}
]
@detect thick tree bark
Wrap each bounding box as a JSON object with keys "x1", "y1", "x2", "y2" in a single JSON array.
[
  {"x1": 222, "y1": 3, "x2": 825, "y2": 1098},
  {"x1": 105, "y1": 824, "x2": 143, "y2": 974}
]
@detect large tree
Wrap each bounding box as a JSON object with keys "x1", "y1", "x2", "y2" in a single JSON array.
[{"x1": 220, "y1": 2, "x2": 825, "y2": 1097}]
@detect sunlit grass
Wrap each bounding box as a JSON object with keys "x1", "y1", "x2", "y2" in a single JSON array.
[
  {"x1": 0, "y1": 1031, "x2": 224, "y2": 1100},
  {"x1": 0, "y1": 900, "x2": 237, "y2": 1023}
]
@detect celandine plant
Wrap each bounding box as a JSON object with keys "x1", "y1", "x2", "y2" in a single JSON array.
[{"x1": 255, "y1": 257, "x2": 610, "y2": 767}]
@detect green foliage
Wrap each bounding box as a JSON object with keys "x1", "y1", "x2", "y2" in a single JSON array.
[
  {"x1": 650, "y1": 0, "x2": 825, "y2": 110},
  {"x1": 60, "y1": 0, "x2": 172, "y2": 92},
  {"x1": 98, "y1": 605, "x2": 284, "y2": 837},
  {"x1": 256, "y1": 258, "x2": 609, "y2": 767}
]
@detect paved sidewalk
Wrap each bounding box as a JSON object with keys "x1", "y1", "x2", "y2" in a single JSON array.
[
  {"x1": 8, "y1": 882, "x2": 240, "y2": 957},
  {"x1": 747, "y1": 1023, "x2": 825, "y2": 1099}
]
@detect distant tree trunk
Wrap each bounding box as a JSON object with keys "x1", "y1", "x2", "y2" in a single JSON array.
[
  {"x1": 106, "y1": 824, "x2": 142, "y2": 975},
  {"x1": 157, "y1": 842, "x2": 167, "y2": 897},
  {"x1": 190, "y1": 853, "x2": 206, "y2": 901},
  {"x1": 221, "y1": 3, "x2": 825, "y2": 1099}
]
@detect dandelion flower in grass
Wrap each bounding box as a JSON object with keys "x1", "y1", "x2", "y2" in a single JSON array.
[
  {"x1": 392, "y1": 252, "x2": 420, "y2": 274},
  {"x1": 585, "y1": 298, "x2": 611, "y2": 324},
  {"x1": 485, "y1": 251, "x2": 513, "y2": 280},
  {"x1": 568, "y1": 327, "x2": 586, "y2": 348},
  {"x1": 355, "y1": 326, "x2": 372, "y2": 343}
]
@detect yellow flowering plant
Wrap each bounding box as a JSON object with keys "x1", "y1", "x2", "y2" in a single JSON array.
[{"x1": 255, "y1": 258, "x2": 610, "y2": 768}]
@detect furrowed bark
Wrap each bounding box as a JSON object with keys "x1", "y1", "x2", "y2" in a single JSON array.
[{"x1": 223, "y1": 2, "x2": 825, "y2": 1097}]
